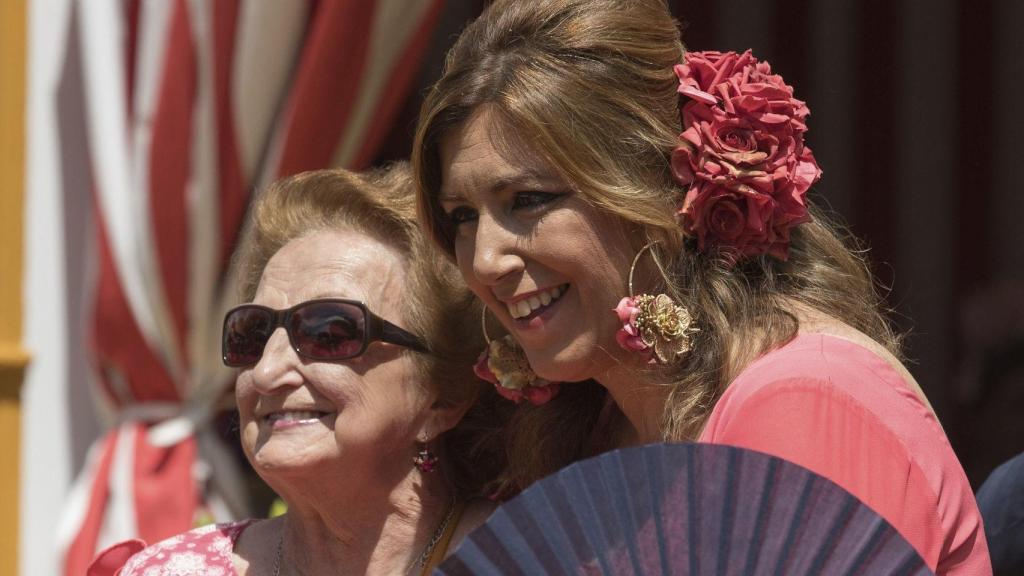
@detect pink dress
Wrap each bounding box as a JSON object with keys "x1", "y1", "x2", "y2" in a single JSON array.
[
  {"x1": 699, "y1": 333, "x2": 991, "y2": 574},
  {"x1": 88, "y1": 520, "x2": 253, "y2": 576}
]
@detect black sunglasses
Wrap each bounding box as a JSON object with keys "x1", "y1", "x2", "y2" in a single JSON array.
[{"x1": 221, "y1": 298, "x2": 427, "y2": 367}]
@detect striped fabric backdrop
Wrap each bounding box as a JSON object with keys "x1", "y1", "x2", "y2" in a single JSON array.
[{"x1": 56, "y1": 1, "x2": 443, "y2": 574}]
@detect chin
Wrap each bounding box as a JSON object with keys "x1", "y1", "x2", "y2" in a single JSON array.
[{"x1": 529, "y1": 346, "x2": 607, "y2": 383}]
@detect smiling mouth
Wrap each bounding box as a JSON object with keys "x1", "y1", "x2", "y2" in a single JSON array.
[
  {"x1": 506, "y1": 284, "x2": 569, "y2": 320},
  {"x1": 265, "y1": 410, "x2": 332, "y2": 427}
]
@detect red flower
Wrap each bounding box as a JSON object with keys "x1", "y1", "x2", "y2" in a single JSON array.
[
  {"x1": 672, "y1": 50, "x2": 820, "y2": 260},
  {"x1": 614, "y1": 297, "x2": 654, "y2": 362}
]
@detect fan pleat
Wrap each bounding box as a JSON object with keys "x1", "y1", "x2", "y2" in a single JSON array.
[
  {"x1": 684, "y1": 444, "x2": 701, "y2": 575},
  {"x1": 805, "y1": 493, "x2": 858, "y2": 573},
  {"x1": 501, "y1": 494, "x2": 564, "y2": 574},
  {"x1": 738, "y1": 455, "x2": 778, "y2": 575},
  {"x1": 602, "y1": 448, "x2": 643, "y2": 573},
  {"x1": 531, "y1": 467, "x2": 594, "y2": 574},
  {"x1": 441, "y1": 525, "x2": 513, "y2": 575},
  {"x1": 834, "y1": 514, "x2": 891, "y2": 575},
  {"x1": 636, "y1": 445, "x2": 673, "y2": 575},
  {"x1": 531, "y1": 479, "x2": 583, "y2": 575},
  {"x1": 566, "y1": 463, "x2": 618, "y2": 574}
]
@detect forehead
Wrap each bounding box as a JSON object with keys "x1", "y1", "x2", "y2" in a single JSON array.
[
  {"x1": 438, "y1": 108, "x2": 562, "y2": 200},
  {"x1": 254, "y1": 229, "x2": 406, "y2": 313}
]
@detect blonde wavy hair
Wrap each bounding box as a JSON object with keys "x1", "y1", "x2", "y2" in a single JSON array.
[
  {"x1": 413, "y1": 0, "x2": 901, "y2": 493},
  {"x1": 232, "y1": 164, "x2": 507, "y2": 497}
]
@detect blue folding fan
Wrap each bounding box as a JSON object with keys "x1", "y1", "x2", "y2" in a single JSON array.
[{"x1": 437, "y1": 443, "x2": 931, "y2": 575}]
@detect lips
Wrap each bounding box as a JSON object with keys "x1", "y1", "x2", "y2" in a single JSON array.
[{"x1": 505, "y1": 284, "x2": 569, "y2": 319}]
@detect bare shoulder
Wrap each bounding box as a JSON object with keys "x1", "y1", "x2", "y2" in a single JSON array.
[{"x1": 232, "y1": 516, "x2": 284, "y2": 575}]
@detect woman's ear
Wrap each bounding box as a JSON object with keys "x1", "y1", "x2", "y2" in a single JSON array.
[{"x1": 418, "y1": 395, "x2": 474, "y2": 441}]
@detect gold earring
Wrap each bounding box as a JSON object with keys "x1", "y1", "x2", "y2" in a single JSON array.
[
  {"x1": 613, "y1": 241, "x2": 698, "y2": 364},
  {"x1": 474, "y1": 307, "x2": 560, "y2": 405}
]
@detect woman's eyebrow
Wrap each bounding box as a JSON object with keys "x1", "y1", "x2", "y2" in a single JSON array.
[
  {"x1": 440, "y1": 169, "x2": 562, "y2": 202},
  {"x1": 486, "y1": 171, "x2": 561, "y2": 193}
]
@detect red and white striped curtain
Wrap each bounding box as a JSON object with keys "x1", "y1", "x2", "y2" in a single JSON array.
[{"x1": 57, "y1": 1, "x2": 443, "y2": 574}]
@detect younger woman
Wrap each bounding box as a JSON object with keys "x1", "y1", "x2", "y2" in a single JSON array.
[{"x1": 412, "y1": 1, "x2": 990, "y2": 572}]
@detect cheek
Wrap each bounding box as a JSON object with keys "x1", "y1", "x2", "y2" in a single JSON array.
[
  {"x1": 311, "y1": 369, "x2": 359, "y2": 408},
  {"x1": 234, "y1": 372, "x2": 257, "y2": 418},
  {"x1": 336, "y1": 358, "x2": 429, "y2": 420},
  {"x1": 234, "y1": 375, "x2": 261, "y2": 456},
  {"x1": 453, "y1": 240, "x2": 475, "y2": 279}
]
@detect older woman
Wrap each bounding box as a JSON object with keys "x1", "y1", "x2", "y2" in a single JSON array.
[
  {"x1": 413, "y1": 0, "x2": 990, "y2": 573},
  {"x1": 90, "y1": 165, "x2": 501, "y2": 575}
]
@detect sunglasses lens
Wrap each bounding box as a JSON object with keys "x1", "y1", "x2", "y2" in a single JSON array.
[
  {"x1": 223, "y1": 307, "x2": 275, "y2": 366},
  {"x1": 291, "y1": 301, "x2": 366, "y2": 360}
]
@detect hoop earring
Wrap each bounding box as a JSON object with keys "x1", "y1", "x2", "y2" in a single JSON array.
[
  {"x1": 413, "y1": 442, "x2": 439, "y2": 473},
  {"x1": 474, "y1": 307, "x2": 561, "y2": 405},
  {"x1": 613, "y1": 241, "x2": 698, "y2": 364}
]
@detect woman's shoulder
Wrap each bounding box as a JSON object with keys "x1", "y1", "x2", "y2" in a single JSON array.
[
  {"x1": 701, "y1": 332, "x2": 990, "y2": 573},
  {"x1": 704, "y1": 331, "x2": 950, "y2": 490},
  {"x1": 88, "y1": 520, "x2": 254, "y2": 576},
  {"x1": 719, "y1": 331, "x2": 928, "y2": 414}
]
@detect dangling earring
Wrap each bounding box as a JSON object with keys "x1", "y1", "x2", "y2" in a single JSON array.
[
  {"x1": 614, "y1": 241, "x2": 698, "y2": 364},
  {"x1": 474, "y1": 308, "x2": 561, "y2": 405},
  {"x1": 413, "y1": 441, "x2": 439, "y2": 473}
]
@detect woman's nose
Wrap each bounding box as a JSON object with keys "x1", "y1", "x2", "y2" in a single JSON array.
[
  {"x1": 249, "y1": 327, "x2": 303, "y2": 393},
  {"x1": 470, "y1": 215, "x2": 525, "y2": 286}
]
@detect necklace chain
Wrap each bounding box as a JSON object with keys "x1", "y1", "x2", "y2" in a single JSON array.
[
  {"x1": 271, "y1": 499, "x2": 457, "y2": 576},
  {"x1": 409, "y1": 498, "x2": 457, "y2": 572},
  {"x1": 272, "y1": 533, "x2": 283, "y2": 576}
]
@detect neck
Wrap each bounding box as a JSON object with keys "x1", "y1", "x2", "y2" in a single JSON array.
[
  {"x1": 595, "y1": 363, "x2": 672, "y2": 445},
  {"x1": 273, "y1": 471, "x2": 453, "y2": 576}
]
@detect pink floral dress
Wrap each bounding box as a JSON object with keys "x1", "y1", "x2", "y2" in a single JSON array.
[{"x1": 88, "y1": 520, "x2": 254, "y2": 576}]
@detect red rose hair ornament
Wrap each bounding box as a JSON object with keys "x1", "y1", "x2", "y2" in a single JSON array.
[{"x1": 671, "y1": 50, "x2": 821, "y2": 261}]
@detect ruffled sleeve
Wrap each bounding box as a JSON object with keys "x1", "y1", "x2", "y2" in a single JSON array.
[
  {"x1": 87, "y1": 540, "x2": 146, "y2": 576},
  {"x1": 87, "y1": 520, "x2": 253, "y2": 576}
]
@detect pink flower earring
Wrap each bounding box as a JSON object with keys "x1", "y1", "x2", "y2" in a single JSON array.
[
  {"x1": 474, "y1": 308, "x2": 561, "y2": 405},
  {"x1": 614, "y1": 242, "x2": 699, "y2": 364}
]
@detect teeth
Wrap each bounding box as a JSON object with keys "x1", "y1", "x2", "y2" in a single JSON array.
[
  {"x1": 516, "y1": 300, "x2": 531, "y2": 318},
  {"x1": 269, "y1": 411, "x2": 324, "y2": 422},
  {"x1": 506, "y1": 285, "x2": 567, "y2": 319}
]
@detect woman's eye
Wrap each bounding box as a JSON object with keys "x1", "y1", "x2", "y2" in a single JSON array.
[
  {"x1": 446, "y1": 206, "x2": 478, "y2": 226},
  {"x1": 512, "y1": 191, "x2": 561, "y2": 211}
]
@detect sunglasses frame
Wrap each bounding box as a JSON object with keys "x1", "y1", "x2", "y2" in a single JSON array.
[{"x1": 221, "y1": 298, "x2": 428, "y2": 367}]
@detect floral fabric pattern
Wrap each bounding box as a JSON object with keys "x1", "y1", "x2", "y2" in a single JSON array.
[{"x1": 116, "y1": 521, "x2": 251, "y2": 576}]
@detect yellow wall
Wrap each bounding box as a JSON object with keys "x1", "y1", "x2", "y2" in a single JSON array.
[{"x1": 0, "y1": 0, "x2": 28, "y2": 573}]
